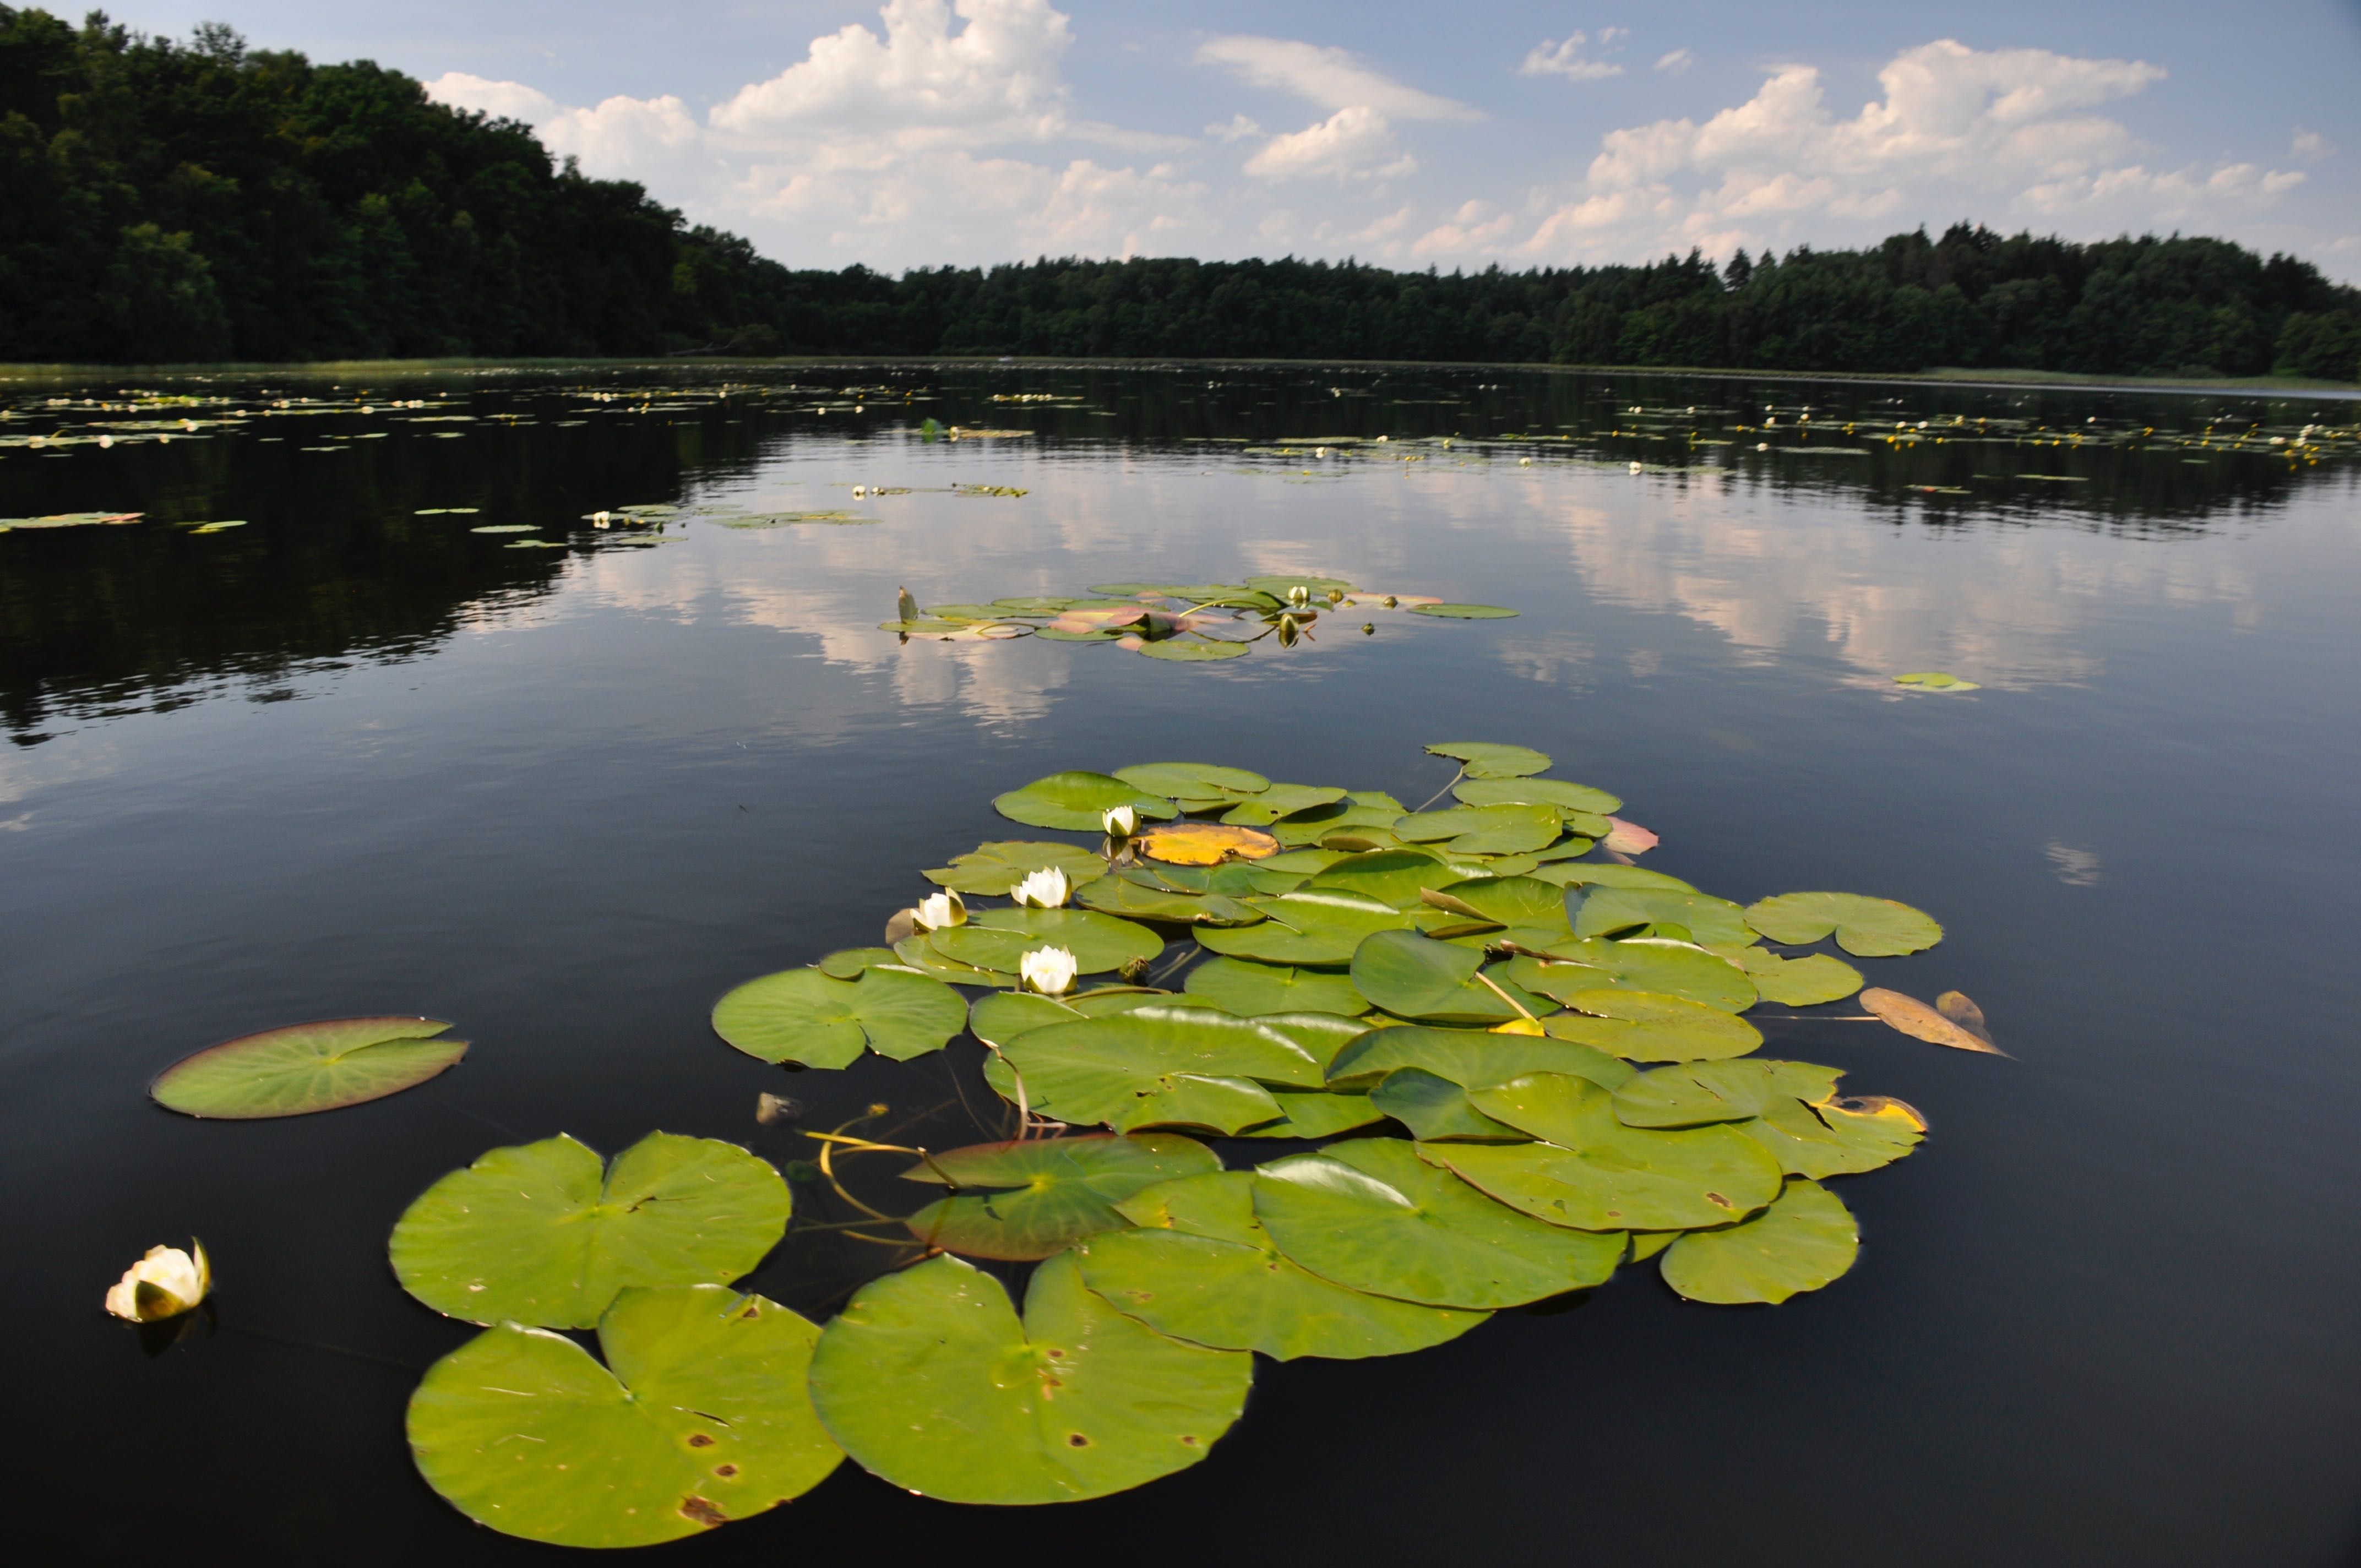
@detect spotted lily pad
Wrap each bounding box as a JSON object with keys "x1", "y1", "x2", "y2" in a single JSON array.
[
  {"x1": 807, "y1": 1251, "x2": 1252, "y2": 1504},
  {"x1": 390, "y1": 1133, "x2": 792, "y2": 1327},
  {"x1": 406, "y1": 1286, "x2": 840, "y2": 1547},
  {"x1": 994, "y1": 773, "x2": 1180, "y2": 832},
  {"x1": 150, "y1": 1016, "x2": 468, "y2": 1118},
  {"x1": 901, "y1": 1133, "x2": 1221, "y2": 1259},
  {"x1": 711, "y1": 966, "x2": 967, "y2": 1066},
  {"x1": 1744, "y1": 892, "x2": 1943, "y2": 956},
  {"x1": 1075, "y1": 1172, "x2": 1488, "y2": 1359},
  {"x1": 1253, "y1": 1137, "x2": 1624, "y2": 1308},
  {"x1": 1660, "y1": 1178, "x2": 1858, "y2": 1303}
]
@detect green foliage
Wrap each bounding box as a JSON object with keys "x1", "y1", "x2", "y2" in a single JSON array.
[{"x1": 150, "y1": 1015, "x2": 466, "y2": 1117}]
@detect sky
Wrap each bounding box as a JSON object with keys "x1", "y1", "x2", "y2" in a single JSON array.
[{"x1": 95, "y1": 0, "x2": 2361, "y2": 278}]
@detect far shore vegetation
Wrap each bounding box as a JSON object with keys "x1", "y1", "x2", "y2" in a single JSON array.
[{"x1": 4, "y1": 8, "x2": 2357, "y2": 384}]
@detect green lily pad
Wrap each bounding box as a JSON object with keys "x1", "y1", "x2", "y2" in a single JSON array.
[
  {"x1": 1425, "y1": 875, "x2": 1572, "y2": 931},
  {"x1": 1196, "y1": 890, "x2": 1412, "y2": 965},
  {"x1": 1722, "y1": 946, "x2": 1865, "y2": 1005},
  {"x1": 1112, "y1": 762, "x2": 1270, "y2": 807},
  {"x1": 1137, "y1": 638, "x2": 1250, "y2": 661},
  {"x1": 817, "y1": 946, "x2": 902, "y2": 979},
  {"x1": 1253, "y1": 1137, "x2": 1623, "y2": 1308},
  {"x1": 1409, "y1": 603, "x2": 1517, "y2": 619},
  {"x1": 1326, "y1": 1024, "x2": 1635, "y2": 1092},
  {"x1": 1074, "y1": 875, "x2": 1261, "y2": 925},
  {"x1": 1183, "y1": 956, "x2": 1370, "y2": 1016},
  {"x1": 891, "y1": 936, "x2": 1013, "y2": 985},
  {"x1": 406, "y1": 1286, "x2": 839, "y2": 1547},
  {"x1": 934, "y1": 908, "x2": 1164, "y2": 976},
  {"x1": 901, "y1": 1133, "x2": 1221, "y2": 1259},
  {"x1": 1544, "y1": 989, "x2": 1765, "y2": 1062},
  {"x1": 1238, "y1": 1087, "x2": 1388, "y2": 1139},
  {"x1": 1244, "y1": 574, "x2": 1354, "y2": 597},
  {"x1": 1451, "y1": 777, "x2": 1623, "y2": 815},
  {"x1": 1434, "y1": 1074, "x2": 1785, "y2": 1230},
  {"x1": 925, "y1": 841, "x2": 1111, "y2": 896},
  {"x1": 712, "y1": 965, "x2": 967, "y2": 1066},
  {"x1": 995, "y1": 1005, "x2": 1324, "y2": 1131},
  {"x1": 1425, "y1": 742, "x2": 1551, "y2": 778},
  {"x1": 1571, "y1": 886, "x2": 1754, "y2": 946},
  {"x1": 1660, "y1": 1178, "x2": 1858, "y2": 1303},
  {"x1": 1075, "y1": 1172, "x2": 1487, "y2": 1359},
  {"x1": 1504, "y1": 938, "x2": 1756, "y2": 1012},
  {"x1": 808, "y1": 1251, "x2": 1252, "y2": 1504},
  {"x1": 1612, "y1": 1060, "x2": 1843, "y2": 1128},
  {"x1": 1394, "y1": 804, "x2": 1563, "y2": 857},
  {"x1": 994, "y1": 772, "x2": 1180, "y2": 832},
  {"x1": 1369, "y1": 1068, "x2": 1525, "y2": 1141},
  {"x1": 1527, "y1": 864, "x2": 1700, "y2": 892},
  {"x1": 969, "y1": 990, "x2": 1086, "y2": 1047},
  {"x1": 1304, "y1": 848, "x2": 1458, "y2": 906},
  {"x1": 1744, "y1": 892, "x2": 1943, "y2": 956},
  {"x1": 1893, "y1": 671, "x2": 1981, "y2": 692},
  {"x1": 390, "y1": 1133, "x2": 791, "y2": 1327},
  {"x1": 1739, "y1": 1095, "x2": 1926, "y2": 1178},
  {"x1": 150, "y1": 1016, "x2": 468, "y2": 1119},
  {"x1": 1349, "y1": 930, "x2": 1540, "y2": 1024},
  {"x1": 1220, "y1": 783, "x2": 1350, "y2": 825}
]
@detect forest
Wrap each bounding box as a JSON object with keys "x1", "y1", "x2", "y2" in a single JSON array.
[{"x1": 3, "y1": 8, "x2": 2357, "y2": 379}]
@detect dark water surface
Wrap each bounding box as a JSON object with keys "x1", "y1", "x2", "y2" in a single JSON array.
[{"x1": 4, "y1": 364, "x2": 2358, "y2": 1565}]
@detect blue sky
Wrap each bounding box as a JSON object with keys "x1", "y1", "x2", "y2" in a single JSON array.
[{"x1": 99, "y1": 0, "x2": 2361, "y2": 277}]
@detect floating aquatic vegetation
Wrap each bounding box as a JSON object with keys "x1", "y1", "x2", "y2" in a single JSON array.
[
  {"x1": 377, "y1": 741, "x2": 1983, "y2": 1543},
  {"x1": 151, "y1": 1016, "x2": 469, "y2": 1118},
  {"x1": 0, "y1": 510, "x2": 143, "y2": 532},
  {"x1": 882, "y1": 578, "x2": 1514, "y2": 660},
  {"x1": 1894, "y1": 671, "x2": 1982, "y2": 692}
]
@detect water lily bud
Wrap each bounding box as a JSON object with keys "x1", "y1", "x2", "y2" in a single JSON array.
[
  {"x1": 913, "y1": 889, "x2": 966, "y2": 930},
  {"x1": 897, "y1": 586, "x2": 920, "y2": 624},
  {"x1": 1362, "y1": 622, "x2": 1375, "y2": 635},
  {"x1": 1286, "y1": 586, "x2": 1310, "y2": 608},
  {"x1": 1277, "y1": 614, "x2": 1301, "y2": 647},
  {"x1": 1629, "y1": 461, "x2": 1643, "y2": 475},
  {"x1": 1020, "y1": 945, "x2": 1078, "y2": 996},
  {"x1": 1326, "y1": 588, "x2": 1344, "y2": 604},
  {"x1": 1102, "y1": 805, "x2": 1138, "y2": 838},
  {"x1": 106, "y1": 1241, "x2": 210, "y2": 1322},
  {"x1": 1010, "y1": 867, "x2": 1070, "y2": 908}
]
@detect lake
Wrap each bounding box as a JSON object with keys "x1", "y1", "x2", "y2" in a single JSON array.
[{"x1": 4, "y1": 363, "x2": 2358, "y2": 1564}]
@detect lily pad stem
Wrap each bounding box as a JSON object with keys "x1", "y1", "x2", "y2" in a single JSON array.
[
  {"x1": 1412, "y1": 766, "x2": 1468, "y2": 813},
  {"x1": 1473, "y1": 969, "x2": 1538, "y2": 1022}
]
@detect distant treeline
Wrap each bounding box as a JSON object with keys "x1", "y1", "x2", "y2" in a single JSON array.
[{"x1": 4, "y1": 9, "x2": 2358, "y2": 379}]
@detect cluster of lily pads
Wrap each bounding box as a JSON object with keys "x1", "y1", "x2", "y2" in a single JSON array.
[
  {"x1": 309, "y1": 741, "x2": 1967, "y2": 1546},
  {"x1": 884, "y1": 575, "x2": 1516, "y2": 658}
]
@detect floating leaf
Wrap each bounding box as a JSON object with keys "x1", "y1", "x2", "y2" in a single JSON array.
[
  {"x1": 935, "y1": 908, "x2": 1164, "y2": 976},
  {"x1": 1572, "y1": 886, "x2": 1752, "y2": 946},
  {"x1": 902, "y1": 1133, "x2": 1220, "y2": 1259},
  {"x1": 817, "y1": 946, "x2": 901, "y2": 979},
  {"x1": 994, "y1": 772, "x2": 1179, "y2": 832},
  {"x1": 406, "y1": 1286, "x2": 839, "y2": 1548},
  {"x1": 1394, "y1": 803, "x2": 1562, "y2": 857},
  {"x1": 1408, "y1": 603, "x2": 1517, "y2": 619},
  {"x1": 1220, "y1": 783, "x2": 1349, "y2": 825},
  {"x1": 1545, "y1": 989, "x2": 1765, "y2": 1062},
  {"x1": 1739, "y1": 1095, "x2": 1925, "y2": 1178},
  {"x1": 970, "y1": 989, "x2": 1156, "y2": 1047},
  {"x1": 1600, "y1": 818, "x2": 1660, "y2": 855},
  {"x1": 1437, "y1": 1074, "x2": 1785, "y2": 1230},
  {"x1": 712, "y1": 966, "x2": 966, "y2": 1066},
  {"x1": 1894, "y1": 671, "x2": 1981, "y2": 692},
  {"x1": 1612, "y1": 1059, "x2": 1843, "y2": 1128},
  {"x1": 1074, "y1": 875, "x2": 1261, "y2": 925},
  {"x1": 1452, "y1": 777, "x2": 1623, "y2": 815},
  {"x1": 1860, "y1": 988, "x2": 2006, "y2": 1054},
  {"x1": 1369, "y1": 1068, "x2": 1524, "y2": 1141},
  {"x1": 390, "y1": 1133, "x2": 791, "y2": 1327},
  {"x1": 1326, "y1": 1023, "x2": 1634, "y2": 1093},
  {"x1": 1238, "y1": 1087, "x2": 1388, "y2": 1139},
  {"x1": 995, "y1": 1006, "x2": 1323, "y2": 1131},
  {"x1": 1423, "y1": 875, "x2": 1571, "y2": 932},
  {"x1": 1134, "y1": 821, "x2": 1280, "y2": 864},
  {"x1": 1531, "y1": 864, "x2": 1699, "y2": 892},
  {"x1": 1505, "y1": 939, "x2": 1755, "y2": 1013},
  {"x1": 1349, "y1": 930, "x2": 1539, "y2": 1024},
  {"x1": 1721, "y1": 946, "x2": 1863, "y2": 1006},
  {"x1": 924, "y1": 840, "x2": 1110, "y2": 896},
  {"x1": 1196, "y1": 890, "x2": 1412, "y2": 965},
  {"x1": 1253, "y1": 1137, "x2": 1623, "y2": 1309},
  {"x1": 1183, "y1": 955, "x2": 1369, "y2": 1016},
  {"x1": 1424, "y1": 742, "x2": 1551, "y2": 778},
  {"x1": 1660, "y1": 1178, "x2": 1858, "y2": 1304},
  {"x1": 1112, "y1": 763, "x2": 1270, "y2": 806},
  {"x1": 150, "y1": 1016, "x2": 467, "y2": 1118},
  {"x1": 1744, "y1": 892, "x2": 1943, "y2": 956},
  {"x1": 1936, "y1": 990, "x2": 1995, "y2": 1048},
  {"x1": 1136, "y1": 638, "x2": 1250, "y2": 661},
  {"x1": 808, "y1": 1252, "x2": 1251, "y2": 1505},
  {"x1": 1305, "y1": 848, "x2": 1459, "y2": 906},
  {"x1": 1076, "y1": 1172, "x2": 1487, "y2": 1359}
]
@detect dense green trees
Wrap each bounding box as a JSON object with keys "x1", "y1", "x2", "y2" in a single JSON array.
[{"x1": 3, "y1": 8, "x2": 2355, "y2": 378}]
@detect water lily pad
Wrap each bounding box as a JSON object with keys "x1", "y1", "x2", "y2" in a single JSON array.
[
  {"x1": 1612, "y1": 1060, "x2": 1843, "y2": 1128},
  {"x1": 901, "y1": 1133, "x2": 1220, "y2": 1259},
  {"x1": 1544, "y1": 989, "x2": 1765, "y2": 1062},
  {"x1": 936, "y1": 908, "x2": 1164, "y2": 976},
  {"x1": 1572, "y1": 886, "x2": 1753, "y2": 946},
  {"x1": 1075, "y1": 875, "x2": 1261, "y2": 924},
  {"x1": 808, "y1": 1251, "x2": 1251, "y2": 1504},
  {"x1": 1238, "y1": 1087, "x2": 1388, "y2": 1139},
  {"x1": 816, "y1": 946, "x2": 902, "y2": 979},
  {"x1": 1425, "y1": 742, "x2": 1551, "y2": 778},
  {"x1": 926, "y1": 841, "x2": 1110, "y2": 896},
  {"x1": 1076, "y1": 1172, "x2": 1487, "y2": 1359},
  {"x1": 994, "y1": 773, "x2": 1179, "y2": 832},
  {"x1": 970, "y1": 989, "x2": 1087, "y2": 1047},
  {"x1": 1112, "y1": 763, "x2": 1270, "y2": 807},
  {"x1": 1136, "y1": 638, "x2": 1250, "y2": 661},
  {"x1": 1350, "y1": 930, "x2": 1540, "y2": 1024},
  {"x1": 1369, "y1": 1068, "x2": 1525, "y2": 1140},
  {"x1": 1196, "y1": 890, "x2": 1413, "y2": 965},
  {"x1": 712, "y1": 966, "x2": 967, "y2": 1066},
  {"x1": 1437, "y1": 1074, "x2": 1785, "y2": 1230},
  {"x1": 891, "y1": 937, "x2": 1013, "y2": 986},
  {"x1": 1722, "y1": 946, "x2": 1864, "y2": 1005},
  {"x1": 1738, "y1": 1095, "x2": 1926, "y2": 1177},
  {"x1": 1409, "y1": 603, "x2": 1517, "y2": 619},
  {"x1": 1894, "y1": 671, "x2": 1981, "y2": 692},
  {"x1": 1424, "y1": 875, "x2": 1572, "y2": 932},
  {"x1": 151, "y1": 1016, "x2": 468, "y2": 1118},
  {"x1": 1304, "y1": 848, "x2": 1456, "y2": 906},
  {"x1": 1326, "y1": 1024, "x2": 1634, "y2": 1092},
  {"x1": 406, "y1": 1286, "x2": 839, "y2": 1547},
  {"x1": 1529, "y1": 864, "x2": 1700, "y2": 892},
  {"x1": 1133, "y1": 821, "x2": 1280, "y2": 864},
  {"x1": 1744, "y1": 892, "x2": 1943, "y2": 956},
  {"x1": 1451, "y1": 777, "x2": 1623, "y2": 815},
  {"x1": 1394, "y1": 804, "x2": 1562, "y2": 857},
  {"x1": 1220, "y1": 783, "x2": 1349, "y2": 825},
  {"x1": 1253, "y1": 1137, "x2": 1623, "y2": 1308},
  {"x1": 1505, "y1": 939, "x2": 1755, "y2": 1012},
  {"x1": 390, "y1": 1133, "x2": 791, "y2": 1327},
  {"x1": 1660, "y1": 1178, "x2": 1858, "y2": 1304},
  {"x1": 996, "y1": 1005, "x2": 1323, "y2": 1131},
  {"x1": 1183, "y1": 955, "x2": 1370, "y2": 1016}
]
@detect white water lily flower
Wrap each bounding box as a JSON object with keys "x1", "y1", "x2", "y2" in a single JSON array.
[
  {"x1": 106, "y1": 1241, "x2": 210, "y2": 1322},
  {"x1": 1629, "y1": 461, "x2": 1643, "y2": 475},
  {"x1": 1102, "y1": 805, "x2": 1138, "y2": 837},
  {"x1": 1011, "y1": 867, "x2": 1069, "y2": 908},
  {"x1": 913, "y1": 890, "x2": 966, "y2": 930},
  {"x1": 1020, "y1": 945, "x2": 1078, "y2": 995}
]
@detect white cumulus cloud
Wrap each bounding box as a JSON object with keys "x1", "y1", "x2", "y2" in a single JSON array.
[
  {"x1": 1196, "y1": 36, "x2": 1477, "y2": 121},
  {"x1": 1520, "y1": 30, "x2": 1624, "y2": 82}
]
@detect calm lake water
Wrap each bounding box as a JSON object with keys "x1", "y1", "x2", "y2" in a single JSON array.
[{"x1": 4, "y1": 363, "x2": 2358, "y2": 1564}]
